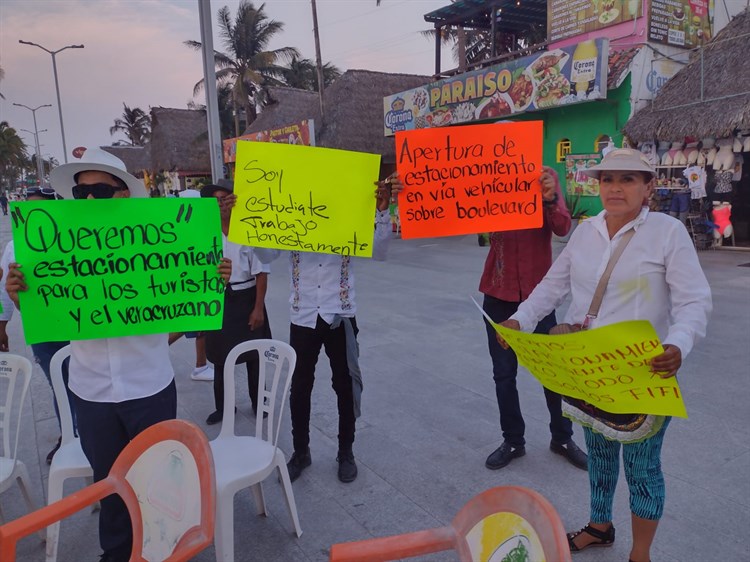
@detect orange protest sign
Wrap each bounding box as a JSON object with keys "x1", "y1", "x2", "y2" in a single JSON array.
[{"x1": 395, "y1": 121, "x2": 543, "y2": 239}]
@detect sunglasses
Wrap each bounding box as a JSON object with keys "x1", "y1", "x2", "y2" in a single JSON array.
[
  {"x1": 72, "y1": 183, "x2": 126, "y2": 199},
  {"x1": 26, "y1": 187, "x2": 57, "y2": 199}
]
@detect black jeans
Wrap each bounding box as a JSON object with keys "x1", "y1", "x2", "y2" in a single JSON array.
[
  {"x1": 482, "y1": 295, "x2": 573, "y2": 447},
  {"x1": 289, "y1": 316, "x2": 357, "y2": 454},
  {"x1": 72, "y1": 380, "x2": 177, "y2": 557}
]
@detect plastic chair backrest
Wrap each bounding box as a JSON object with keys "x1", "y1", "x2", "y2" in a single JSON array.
[
  {"x1": 49, "y1": 345, "x2": 74, "y2": 445},
  {"x1": 0, "y1": 420, "x2": 215, "y2": 562},
  {"x1": 329, "y1": 486, "x2": 571, "y2": 562},
  {"x1": 218, "y1": 339, "x2": 296, "y2": 448},
  {"x1": 0, "y1": 354, "x2": 33, "y2": 466},
  {"x1": 451, "y1": 486, "x2": 570, "y2": 562}
]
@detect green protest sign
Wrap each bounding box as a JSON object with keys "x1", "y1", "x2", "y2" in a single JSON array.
[{"x1": 10, "y1": 199, "x2": 224, "y2": 344}]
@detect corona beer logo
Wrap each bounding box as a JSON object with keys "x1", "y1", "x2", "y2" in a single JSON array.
[{"x1": 385, "y1": 97, "x2": 413, "y2": 132}]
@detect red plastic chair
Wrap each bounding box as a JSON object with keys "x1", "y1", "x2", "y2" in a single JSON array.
[
  {"x1": 0, "y1": 419, "x2": 215, "y2": 562},
  {"x1": 329, "y1": 486, "x2": 571, "y2": 562}
]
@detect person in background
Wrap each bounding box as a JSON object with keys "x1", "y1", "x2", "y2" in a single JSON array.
[
  {"x1": 255, "y1": 174, "x2": 399, "y2": 484},
  {"x1": 201, "y1": 179, "x2": 271, "y2": 425},
  {"x1": 500, "y1": 148, "x2": 712, "y2": 562},
  {"x1": 5, "y1": 149, "x2": 232, "y2": 562},
  {"x1": 0, "y1": 186, "x2": 72, "y2": 464},
  {"x1": 0, "y1": 192, "x2": 8, "y2": 215},
  {"x1": 481, "y1": 166, "x2": 588, "y2": 471}
]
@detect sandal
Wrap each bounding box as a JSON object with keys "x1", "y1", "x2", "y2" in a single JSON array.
[{"x1": 567, "y1": 523, "x2": 615, "y2": 552}]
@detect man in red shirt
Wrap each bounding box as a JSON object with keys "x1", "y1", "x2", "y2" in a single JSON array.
[{"x1": 480, "y1": 166, "x2": 588, "y2": 471}]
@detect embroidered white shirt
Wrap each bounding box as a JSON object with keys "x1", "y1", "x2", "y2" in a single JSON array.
[
  {"x1": 256, "y1": 209, "x2": 392, "y2": 328},
  {"x1": 512, "y1": 208, "x2": 712, "y2": 358}
]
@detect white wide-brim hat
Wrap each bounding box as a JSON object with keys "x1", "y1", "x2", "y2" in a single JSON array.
[
  {"x1": 582, "y1": 148, "x2": 656, "y2": 179},
  {"x1": 49, "y1": 147, "x2": 147, "y2": 199}
]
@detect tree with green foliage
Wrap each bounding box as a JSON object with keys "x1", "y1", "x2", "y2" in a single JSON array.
[
  {"x1": 0, "y1": 121, "x2": 28, "y2": 189},
  {"x1": 281, "y1": 55, "x2": 340, "y2": 91},
  {"x1": 109, "y1": 103, "x2": 151, "y2": 146},
  {"x1": 186, "y1": 1, "x2": 299, "y2": 136}
]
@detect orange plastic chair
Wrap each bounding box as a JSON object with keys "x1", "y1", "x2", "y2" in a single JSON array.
[
  {"x1": 0, "y1": 419, "x2": 215, "y2": 562},
  {"x1": 329, "y1": 486, "x2": 571, "y2": 562}
]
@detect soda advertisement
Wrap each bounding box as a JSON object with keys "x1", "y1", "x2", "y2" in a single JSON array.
[
  {"x1": 548, "y1": 0, "x2": 643, "y2": 42},
  {"x1": 648, "y1": 0, "x2": 714, "y2": 48},
  {"x1": 223, "y1": 119, "x2": 315, "y2": 163},
  {"x1": 566, "y1": 153, "x2": 602, "y2": 196},
  {"x1": 383, "y1": 39, "x2": 609, "y2": 137}
]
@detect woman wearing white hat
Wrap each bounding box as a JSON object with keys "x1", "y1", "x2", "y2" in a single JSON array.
[{"x1": 499, "y1": 148, "x2": 712, "y2": 562}]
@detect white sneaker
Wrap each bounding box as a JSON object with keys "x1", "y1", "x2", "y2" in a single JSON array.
[{"x1": 191, "y1": 365, "x2": 214, "y2": 381}]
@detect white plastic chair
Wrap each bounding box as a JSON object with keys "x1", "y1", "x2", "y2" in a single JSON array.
[
  {"x1": 210, "y1": 339, "x2": 302, "y2": 562},
  {"x1": 45, "y1": 345, "x2": 94, "y2": 562},
  {"x1": 0, "y1": 354, "x2": 38, "y2": 522}
]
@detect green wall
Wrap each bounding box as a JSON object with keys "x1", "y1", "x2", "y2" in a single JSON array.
[{"x1": 510, "y1": 75, "x2": 633, "y2": 217}]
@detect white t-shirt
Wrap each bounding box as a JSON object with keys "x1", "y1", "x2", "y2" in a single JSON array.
[{"x1": 683, "y1": 166, "x2": 707, "y2": 199}]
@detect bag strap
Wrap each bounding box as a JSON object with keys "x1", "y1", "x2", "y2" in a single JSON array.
[{"x1": 582, "y1": 228, "x2": 636, "y2": 329}]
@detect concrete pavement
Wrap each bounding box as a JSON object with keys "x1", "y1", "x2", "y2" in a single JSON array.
[{"x1": 1, "y1": 213, "x2": 748, "y2": 562}]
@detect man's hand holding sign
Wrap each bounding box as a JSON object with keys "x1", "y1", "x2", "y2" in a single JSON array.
[{"x1": 395, "y1": 121, "x2": 544, "y2": 238}]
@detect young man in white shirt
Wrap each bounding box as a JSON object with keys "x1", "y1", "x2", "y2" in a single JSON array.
[
  {"x1": 5, "y1": 149, "x2": 231, "y2": 562},
  {"x1": 256, "y1": 175, "x2": 398, "y2": 483}
]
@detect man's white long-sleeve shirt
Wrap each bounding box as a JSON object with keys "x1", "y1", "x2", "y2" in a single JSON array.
[{"x1": 512, "y1": 208, "x2": 712, "y2": 358}]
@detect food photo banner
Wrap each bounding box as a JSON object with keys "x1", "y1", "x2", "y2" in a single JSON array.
[
  {"x1": 230, "y1": 141, "x2": 380, "y2": 257},
  {"x1": 383, "y1": 38, "x2": 609, "y2": 136},
  {"x1": 10, "y1": 199, "x2": 224, "y2": 344},
  {"x1": 222, "y1": 119, "x2": 315, "y2": 163},
  {"x1": 648, "y1": 0, "x2": 713, "y2": 48},
  {"x1": 566, "y1": 153, "x2": 602, "y2": 196},
  {"x1": 477, "y1": 303, "x2": 688, "y2": 418},
  {"x1": 395, "y1": 121, "x2": 543, "y2": 239},
  {"x1": 548, "y1": 0, "x2": 643, "y2": 42}
]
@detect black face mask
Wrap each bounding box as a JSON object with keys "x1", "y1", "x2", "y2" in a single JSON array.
[{"x1": 72, "y1": 183, "x2": 125, "y2": 199}]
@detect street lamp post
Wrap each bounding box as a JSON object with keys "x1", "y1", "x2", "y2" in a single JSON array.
[
  {"x1": 13, "y1": 103, "x2": 52, "y2": 186},
  {"x1": 20, "y1": 127, "x2": 48, "y2": 186},
  {"x1": 19, "y1": 40, "x2": 84, "y2": 164}
]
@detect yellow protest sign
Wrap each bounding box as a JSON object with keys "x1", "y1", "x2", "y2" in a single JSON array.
[
  {"x1": 489, "y1": 319, "x2": 687, "y2": 418},
  {"x1": 229, "y1": 141, "x2": 381, "y2": 257}
]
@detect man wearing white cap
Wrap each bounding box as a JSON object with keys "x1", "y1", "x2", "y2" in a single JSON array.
[{"x1": 6, "y1": 148, "x2": 230, "y2": 562}]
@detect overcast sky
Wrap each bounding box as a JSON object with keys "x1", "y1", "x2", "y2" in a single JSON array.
[{"x1": 0, "y1": 0, "x2": 452, "y2": 163}]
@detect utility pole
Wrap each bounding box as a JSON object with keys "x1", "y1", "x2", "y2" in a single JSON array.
[
  {"x1": 198, "y1": 0, "x2": 225, "y2": 181},
  {"x1": 14, "y1": 103, "x2": 52, "y2": 185},
  {"x1": 310, "y1": 0, "x2": 325, "y2": 118}
]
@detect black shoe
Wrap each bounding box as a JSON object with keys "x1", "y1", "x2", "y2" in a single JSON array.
[
  {"x1": 46, "y1": 437, "x2": 62, "y2": 465},
  {"x1": 98, "y1": 547, "x2": 131, "y2": 562},
  {"x1": 205, "y1": 407, "x2": 237, "y2": 426},
  {"x1": 337, "y1": 450, "x2": 358, "y2": 483},
  {"x1": 551, "y1": 439, "x2": 588, "y2": 470},
  {"x1": 485, "y1": 442, "x2": 525, "y2": 470},
  {"x1": 287, "y1": 449, "x2": 312, "y2": 482}
]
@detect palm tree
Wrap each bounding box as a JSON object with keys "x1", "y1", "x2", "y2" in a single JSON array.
[
  {"x1": 109, "y1": 103, "x2": 151, "y2": 146},
  {"x1": 0, "y1": 121, "x2": 28, "y2": 190},
  {"x1": 186, "y1": 1, "x2": 299, "y2": 136},
  {"x1": 281, "y1": 56, "x2": 340, "y2": 91},
  {"x1": 0, "y1": 65, "x2": 5, "y2": 100},
  {"x1": 187, "y1": 83, "x2": 236, "y2": 140}
]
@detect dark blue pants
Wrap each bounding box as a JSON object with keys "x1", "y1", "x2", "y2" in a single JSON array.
[
  {"x1": 30, "y1": 341, "x2": 74, "y2": 433},
  {"x1": 482, "y1": 295, "x2": 573, "y2": 447},
  {"x1": 71, "y1": 380, "x2": 177, "y2": 558}
]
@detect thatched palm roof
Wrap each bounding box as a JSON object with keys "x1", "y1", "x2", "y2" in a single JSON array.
[
  {"x1": 150, "y1": 107, "x2": 210, "y2": 173},
  {"x1": 244, "y1": 70, "x2": 431, "y2": 163},
  {"x1": 624, "y1": 8, "x2": 750, "y2": 142},
  {"x1": 245, "y1": 87, "x2": 319, "y2": 134},
  {"x1": 101, "y1": 145, "x2": 150, "y2": 175}
]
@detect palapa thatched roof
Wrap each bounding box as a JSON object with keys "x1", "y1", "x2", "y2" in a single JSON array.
[
  {"x1": 149, "y1": 107, "x2": 210, "y2": 173},
  {"x1": 101, "y1": 145, "x2": 150, "y2": 175},
  {"x1": 624, "y1": 8, "x2": 750, "y2": 142},
  {"x1": 245, "y1": 86, "x2": 318, "y2": 134},
  {"x1": 244, "y1": 70, "x2": 431, "y2": 163}
]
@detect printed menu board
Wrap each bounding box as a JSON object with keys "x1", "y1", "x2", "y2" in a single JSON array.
[
  {"x1": 549, "y1": 0, "x2": 643, "y2": 42},
  {"x1": 648, "y1": 0, "x2": 714, "y2": 48},
  {"x1": 384, "y1": 39, "x2": 609, "y2": 136},
  {"x1": 566, "y1": 154, "x2": 602, "y2": 196}
]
